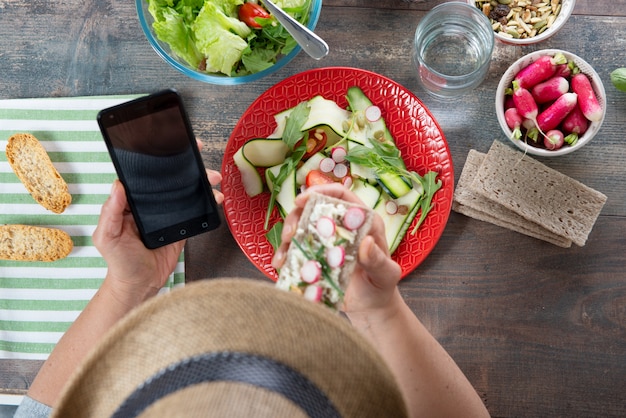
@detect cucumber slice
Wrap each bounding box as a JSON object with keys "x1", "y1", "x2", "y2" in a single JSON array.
[
  {"x1": 346, "y1": 86, "x2": 395, "y2": 145},
  {"x1": 242, "y1": 138, "x2": 289, "y2": 167},
  {"x1": 234, "y1": 147, "x2": 263, "y2": 197},
  {"x1": 377, "y1": 171, "x2": 412, "y2": 199},
  {"x1": 265, "y1": 163, "x2": 297, "y2": 217},
  {"x1": 350, "y1": 178, "x2": 381, "y2": 208},
  {"x1": 375, "y1": 187, "x2": 423, "y2": 254},
  {"x1": 267, "y1": 95, "x2": 366, "y2": 144},
  {"x1": 296, "y1": 152, "x2": 326, "y2": 185}
]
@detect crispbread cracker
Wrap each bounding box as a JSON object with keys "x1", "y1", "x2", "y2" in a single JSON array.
[
  {"x1": 0, "y1": 225, "x2": 73, "y2": 261},
  {"x1": 453, "y1": 150, "x2": 572, "y2": 247},
  {"x1": 6, "y1": 133, "x2": 72, "y2": 213},
  {"x1": 471, "y1": 141, "x2": 607, "y2": 247},
  {"x1": 276, "y1": 192, "x2": 374, "y2": 310}
]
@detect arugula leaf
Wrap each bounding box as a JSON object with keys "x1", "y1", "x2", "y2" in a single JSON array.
[
  {"x1": 345, "y1": 144, "x2": 409, "y2": 181},
  {"x1": 263, "y1": 101, "x2": 310, "y2": 229},
  {"x1": 282, "y1": 101, "x2": 310, "y2": 150},
  {"x1": 264, "y1": 142, "x2": 306, "y2": 229},
  {"x1": 410, "y1": 171, "x2": 442, "y2": 235},
  {"x1": 346, "y1": 143, "x2": 441, "y2": 235},
  {"x1": 265, "y1": 221, "x2": 284, "y2": 252}
]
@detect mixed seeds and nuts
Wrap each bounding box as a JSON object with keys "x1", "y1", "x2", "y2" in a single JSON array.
[{"x1": 474, "y1": 0, "x2": 562, "y2": 39}]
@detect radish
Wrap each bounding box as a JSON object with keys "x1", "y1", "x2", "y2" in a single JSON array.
[
  {"x1": 562, "y1": 105, "x2": 589, "y2": 135},
  {"x1": 316, "y1": 216, "x2": 336, "y2": 238},
  {"x1": 326, "y1": 246, "x2": 345, "y2": 268},
  {"x1": 525, "y1": 127, "x2": 539, "y2": 143},
  {"x1": 319, "y1": 157, "x2": 336, "y2": 173},
  {"x1": 504, "y1": 107, "x2": 523, "y2": 140},
  {"x1": 544, "y1": 129, "x2": 565, "y2": 150},
  {"x1": 342, "y1": 207, "x2": 366, "y2": 230},
  {"x1": 514, "y1": 53, "x2": 567, "y2": 89},
  {"x1": 504, "y1": 95, "x2": 515, "y2": 110},
  {"x1": 385, "y1": 200, "x2": 398, "y2": 215},
  {"x1": 331, "y1": 146, "x2": 347, "y2": 163},
  {"x1": 553, "y1": 63, "x2": 572, "y2": 79},
  {"x1": 571, "y1": 73, "x2": 603, "y2": 122},
  {"x1": 300, "y1": 260, "x2": 322, "y2": 284},
  {"x1": 512, "y1": 80, "x2": 543, "y2": 138},
  {"x1": 365, "y1": 105, "x2": 382, "y2": 122},
  {"x1": 536, "y1": 92, "x2": 578, "y2": 132},
  {"x1": 522, "y1": 118, "x2": 536, "y2": 130},
  {"x1": 303, "y1": 284, "x2": 323, "y2": 302},
  {"x1": 341, "y1": 175, "x2": 353, "y2": 188},
  {"x1": 332, "y1": 162, "x2": 349, "y2": 179},
  {"x1": 531, "y1": 76, "x2": 569, "y2": 104}
]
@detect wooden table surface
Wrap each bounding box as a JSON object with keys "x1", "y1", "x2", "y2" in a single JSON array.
[{"x1": 1, "y1": 0, "x2": 625, "y2": 416}]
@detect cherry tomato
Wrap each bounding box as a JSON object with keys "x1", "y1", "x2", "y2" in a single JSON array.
[
  {"x1": 305, "y1": 170, "x2": 336, "y2": 187},
  {"x1": 238, "y1": 2, "x2": 270, "y2": 29}
]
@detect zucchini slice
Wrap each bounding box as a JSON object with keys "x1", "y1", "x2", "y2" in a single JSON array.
[
  {"x1": 242, "y1": 138, "x2": 289, "y2": 167},
  {"x1": 234, "y1": 147, "x2": 263, "y2": 197}
]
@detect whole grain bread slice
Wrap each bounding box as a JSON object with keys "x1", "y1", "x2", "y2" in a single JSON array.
[
  {"x1": 471, "y1": 141, "x2": 607, "y2": 247},
  {"x1": 6, "y1": 133, "x2": 72, "y2": 213},
  {"x1": 0, "y1": 224, "x2": 73, "y2": 261},
  {"x1": 453, "y1": 150, "x2": 572, "y2": 248}
]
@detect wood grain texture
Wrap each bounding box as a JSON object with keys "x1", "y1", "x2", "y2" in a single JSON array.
[{"x1": 1, "y1": 1, "x2": 625, "y2": 416}]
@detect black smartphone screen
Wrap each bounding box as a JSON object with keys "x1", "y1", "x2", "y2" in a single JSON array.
[{"x1": 97, "y1": 89, "x2": 220, "y2": 248}]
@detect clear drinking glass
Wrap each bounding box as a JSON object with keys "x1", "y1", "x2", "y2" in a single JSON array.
[{"x1": 413, "y1": 2, "x2": 494, "y2": 99}]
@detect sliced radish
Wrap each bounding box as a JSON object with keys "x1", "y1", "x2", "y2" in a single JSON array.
[
  {"x1": 300, "y1": 260, "x2": 321, "y2": 284},
  {"x1": 319, "y1": 157, "x2": 336, "y2": 173},
  {"x1": 341, "y1": 176, "x2": 353, "y2": 189},
  {"x1": 326, "y1": 246, "x2": 345, "y2": 268},
  {"x1": 332, "y1": 162, "x2": 349, "y2": 179},
  {"x1": 316, "y1": 216, "x2": 336, "y2": 238},
  {"x1": 385, "y1": 200, "x2": 398, "y2": 215},
  {"x1": 365, "y1": 105, "x2": 382, "y2": 122},
  {"x1": 343, "y1": 207, "x2": 366, "y2": 230},
  {"x1": 331, "y1": 146, "x2": 347, "y2": 163},
  {"x1": 303, "y1": 284, "x2": 323, "y2": 302}
]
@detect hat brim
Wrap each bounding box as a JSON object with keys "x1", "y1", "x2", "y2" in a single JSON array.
[{"x1": 53, "y1": 278, "x2": 407, "y2": 418}]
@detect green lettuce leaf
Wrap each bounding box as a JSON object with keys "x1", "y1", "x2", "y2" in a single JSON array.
[
  {"x1": 153, "y1": 7, "x2": 204, "y2": 69},
  {"x1": 192, "y1": 2, "x2": 251, "y2": 74}
]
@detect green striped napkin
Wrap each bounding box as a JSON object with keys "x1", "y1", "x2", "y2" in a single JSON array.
[{"x1": 0, "y1": 95, "x2": 185, "y2": 360}]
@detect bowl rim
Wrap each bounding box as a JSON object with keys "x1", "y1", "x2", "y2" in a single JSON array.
[
  {"x1": 135, "y1": 0, "x2": 323, "y2": 85},
  {"x1": 495, "y1": 48, "x2": 606, "y2": 157},
  {"x1": 466, "y1": 0, "x2": 576, "y2": 45}
]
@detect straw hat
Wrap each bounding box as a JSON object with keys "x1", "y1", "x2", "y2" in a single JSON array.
[{"x1": 53, "y1": 278, "x2": 408, "y2": 417}]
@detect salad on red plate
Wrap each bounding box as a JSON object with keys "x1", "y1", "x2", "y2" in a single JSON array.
[{"x1": 233, "y1": 86, "x2": 442, "y2": 255}]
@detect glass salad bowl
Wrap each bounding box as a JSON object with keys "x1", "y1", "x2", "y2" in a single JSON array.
[{"x1": 136, "y1": 0, "x2": 323, "y2": 85}]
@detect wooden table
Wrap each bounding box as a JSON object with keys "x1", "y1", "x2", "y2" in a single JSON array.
[{"x1": 1, "y1": 0, "x2": 625, "y2": 416}]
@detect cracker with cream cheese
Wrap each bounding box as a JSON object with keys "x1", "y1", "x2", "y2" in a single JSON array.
[{"x1": 276, "y1": 192, "x2": 373, "y2": 310}]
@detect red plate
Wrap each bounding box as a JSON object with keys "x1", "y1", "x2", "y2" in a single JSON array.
[{"x1": 221, "y1": 67, "x2": 453, "y2": 280}]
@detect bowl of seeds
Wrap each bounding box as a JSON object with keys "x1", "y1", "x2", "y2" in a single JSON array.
[{"x1": 467, "y1": 0, "x2": 576, "y2": 45}]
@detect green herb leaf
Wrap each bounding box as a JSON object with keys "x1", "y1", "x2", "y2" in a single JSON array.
[
  {"x1": 264, "y1": 142, "x2": 306, "y2": 229},
  {"x1": 265, "y1": 221, "x2": 284, "y2": 253},
  {"x1": 411, "y1": 171, "x2": 442, "y2": 235},
  {"x1": 283, "y1": 101, "x2": 310, "y2": 150}
]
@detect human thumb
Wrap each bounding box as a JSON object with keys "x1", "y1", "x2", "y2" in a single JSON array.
[{"x1": 358, "y1": 235, "x2": 401, "y2": 289}]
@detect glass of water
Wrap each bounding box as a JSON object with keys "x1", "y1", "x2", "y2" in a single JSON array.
[{"x1": 413, "y1": 2, "x2": 494, "y2": 99}]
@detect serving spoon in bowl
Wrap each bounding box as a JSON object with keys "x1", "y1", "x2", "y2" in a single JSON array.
[{"x1": 261, "y1": 0, "x2": 329, "y2": 60}]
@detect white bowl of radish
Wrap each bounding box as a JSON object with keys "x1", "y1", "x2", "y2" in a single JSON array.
[{"x1": 496, "y1": 49, "x2": 606, "y2": 157}]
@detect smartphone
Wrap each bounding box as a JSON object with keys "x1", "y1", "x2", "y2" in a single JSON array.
[{"x1": 97, "y1": 89, "x2": 220, "y2": 249}]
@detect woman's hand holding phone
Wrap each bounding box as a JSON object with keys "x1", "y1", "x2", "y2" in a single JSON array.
[{"x1": 92, "y1": 165, "x2": 223, "y2": 307}]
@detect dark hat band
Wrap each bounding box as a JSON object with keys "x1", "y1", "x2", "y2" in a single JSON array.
[{"x1": 112, "y1": 351, "x2": 342, "y2": 418}]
